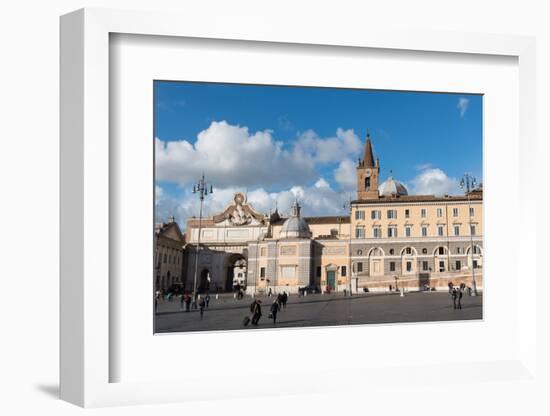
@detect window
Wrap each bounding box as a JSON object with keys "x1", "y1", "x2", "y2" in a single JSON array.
[
  {"x1": 473, "y1": 260, "x2": 478, "y2": 269},
  {"x1": 260, "y1": 267, "x2": 266, "y2": 279},
  {"x1": 341, "y1": 266, "x2": 347, "y2": 277},
  {"x1": 456, "y1": 247, "x2": 463, "y2": 254},
  {"x1": 281, "y1": 266, "x2": 296, "y2": 278},
  {"x1": 387, "y1": 227, "x2": 397, "y2": 237},
  {"x1": 405, "y1": 226, "x2": 411, "y2": 237},
  {"x1": 473, "y1": 245, "x2": 481, "y2": 254},
  {"x1": 365, "y1": 177, "x2": 371, "y2": 189},
  {"x1": 316, "y1": 266, "x2": 321, "y2": 277},
  {"x1": 405, "y1": 209, "x2": 410, "y2": 218},
  {"x1": 357, "y1": 249, "x2": 363, "y2": 256},
  {"x1": 389, "y1": 248, "x2": 394, "y2": 255},
  {"x1": 357, "y1": 262, "x2": 363, "y2": 272},
  {"x1": 405, "y1": 247, "x2": 412, "y2": 255},
  {"x1": 438, "y1": 226, "x2": 444, "y2": 236},
  {"x1": 469, "y1": 207, "x2": 475, "y2": 216},
  {"x1": 470, "y1": 225, "x2": 476, "y2": 236},
  {"x1": 422, "y1": 248, "x2": 428, "y2": 254},
  {"x1": 387, "y1": 209, "x2": 397, "y2": 219},
  {"x1": 437, "y1": 208, "x2": 443, "y2": 218},
  {"x1": 422, "y1": 261, "x2": 429, "y2": 271},
  {"x1": 454, "y1": 225, "x2": 460, "y2": 236},
  {"x1": 373, "y1": 227, "x2": 381, "y2": 238},
  {"x1": 422, "y1": 226, "x2": 428, "y2": 237},
  {"x1": 355, "y1": 210, "x2": 365, "y2": 220},
  {"x1": 389, "y1": 262, "x2": 396, "y2": 272},
  {"x1": 453, "y1": 207, "x2": 459, "y2": 217},
  {"x1": 421, "y1": 208, "x2": 427, "y2": 218},
  {"x1": 371, "y1": 210, "x2": 381, "y2": 220},
  {"x1": 406, "y1": 261, "x2": 412, "y2": 272},
  {"x1": 438, "y1": 247, "x2": 445, "y2": 255},
  {"x1": 455, "y1": 260, "x2": 461, "y2": 271},
  {"x1": 355, "y1": 227, "x2": 365, "y2": 238},
  {"x1": 163, "y1": 253, "x2": 167, "y2": 263}
]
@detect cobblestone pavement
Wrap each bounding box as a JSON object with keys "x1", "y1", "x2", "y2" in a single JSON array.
[{"x1": 154, "y1": 291, "x2": 483, "y2": 333}]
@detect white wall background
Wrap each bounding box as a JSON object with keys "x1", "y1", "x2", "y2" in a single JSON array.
[{"x1": 0, "y1": 1, "x2": 548, "y2": 415}]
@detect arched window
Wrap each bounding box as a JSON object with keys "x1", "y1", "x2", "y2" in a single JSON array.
[
  {"x1": 368, "y1": 247, "x2": 384, "y2": 257},
  {"x1": 365, "y1": 177, "x2": 371, "y2": 190}
]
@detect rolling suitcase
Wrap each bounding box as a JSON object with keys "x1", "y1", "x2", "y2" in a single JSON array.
[{"x1": 243, "y1": 316, "x2": 251, "y2": 326}]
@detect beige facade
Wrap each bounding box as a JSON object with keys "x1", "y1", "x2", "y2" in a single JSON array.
[
  {"x1": 179, "y1": 133, "x2": 483, "y2": 294},
  {"x1": 155, "y1": 217, "x2": 185, "y2": 291}
]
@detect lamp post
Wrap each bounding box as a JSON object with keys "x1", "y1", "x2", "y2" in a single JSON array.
[
  {"x1": 460, "y1": 173, "x2": 478, "y2": 296},
  {"x1": 191, "y1": 174, "x2": 213, "y2": 304},
  {"x1": 343, "y1": 197, "x2": 353, "y2": 296}
]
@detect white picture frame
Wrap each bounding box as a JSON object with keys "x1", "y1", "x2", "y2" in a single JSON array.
[{"x1": 60, "y1": 8, "x2": 538, "y2": 408}]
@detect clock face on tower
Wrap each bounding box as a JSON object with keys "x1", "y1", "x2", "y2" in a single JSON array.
[{"x1": 365, "y1": 168, "x2": 372, "y2": 177}]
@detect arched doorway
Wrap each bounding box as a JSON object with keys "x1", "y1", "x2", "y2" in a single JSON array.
[
  {"x1": 466, "y1": 245, "x2": 483, "y2": 269},
  {"x1": 198, "y1": 268, "x2": 210, "y2": 293},
  {"x1": 368, "y1": 247, "x2": 385, "y2": 277},
  {"x1": 226, "y1": 254, "x2": 247, "y2": 291}
]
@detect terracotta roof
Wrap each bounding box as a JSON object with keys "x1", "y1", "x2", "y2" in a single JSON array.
[
  {"x1": 271, "y1": 215, "x2": 350, "y2": 225},
  {"x1": 364, "y1": 135, "x2": 375, "y2": 167},
  {"x1": 352, "y1": 192, "x2": 483, "y2": 205}
]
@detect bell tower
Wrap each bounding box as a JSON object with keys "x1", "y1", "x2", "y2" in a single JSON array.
[{"x1": 356, "y1": 132, "x2": 380, "y2": 200}]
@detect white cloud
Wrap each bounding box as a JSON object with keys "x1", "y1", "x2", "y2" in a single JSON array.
[
  {"x1": 457, "y1": 97, "x2": 470, "y2": 118},
  {"x1": 155, "y1": 179, "x2": 348, "y2": 231},
  {"x1": 156, "y1": 121, "x2": 361, "y2": 190},
  {"x1": 155, "y1": 185, "x2": 164, "y2": 205},
  {"x1": 409, "y1": 167, "x2": 460, "y2": 196},
  {"x1": 294, "y1": 128, "x2": 361, "y2": 164},
  {"x1": 334, "y1": 158, "x2": 357, "y2": 191}
]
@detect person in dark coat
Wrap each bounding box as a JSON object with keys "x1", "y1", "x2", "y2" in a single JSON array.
[
  {"x1": 205, "y1": 294, "x2": 211, "y2": 308},
  {"x1": 270, "y1": 300, "x2": 279, "y2": 324},
  {"x1": 250, "y1": 299, "x2": 262, "y2": 325},
  {"x1": 281, "y1": 292, "x2": 288, "y2": 309},
  {"x1": 199, "y1": 297, "x2": 206, "y2": 319},
  {"x1": 184, "y1": 294, "x2": 191, "y2": 312},
  {"x1": 457, "y1": 287, "x2": 463, "y2": 309},
  {"x1": 451, "y1": 287, "x2": 458, "y2": 309}
]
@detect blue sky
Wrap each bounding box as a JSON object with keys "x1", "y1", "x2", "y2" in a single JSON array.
[{"x1": 154, "y1": 81, "x2": 482, "y2": 228}]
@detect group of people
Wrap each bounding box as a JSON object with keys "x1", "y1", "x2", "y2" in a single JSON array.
[
  {"x1": 177, "y1": 292, "x2": 211, "y2": 316},
  {"x1": 449, "y1": 282, "x2": 468, "y2": 309},
  {"x1": 247, "y1": 291, "x2": 288, "y2": 326}
]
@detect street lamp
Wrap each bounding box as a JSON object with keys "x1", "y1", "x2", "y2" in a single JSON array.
[
  {"x1": 460, "y1": 173, "x2": 478, "y2": 296},
  {"x1": 191, "y1": 174, "x2": 213, "y2": 304},
  {"x1": 343, "y1": 196, "x2": 353, "y2": 296}
]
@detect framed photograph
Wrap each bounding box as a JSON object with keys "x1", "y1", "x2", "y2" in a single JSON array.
[
  {"x1": 60, "y1": 8, "x2": 537, "y2": 408},
  {"x1": 152, "y1": 80, "x2": 484, "y2": 335}
]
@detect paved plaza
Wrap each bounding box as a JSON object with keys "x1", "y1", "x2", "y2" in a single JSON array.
[{"x1": 154, "y1": 291, "x2": 483, "y2": 333}]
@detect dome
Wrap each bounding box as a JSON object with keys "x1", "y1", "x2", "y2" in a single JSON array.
[
  {"x1": 379, "y1": 175, "x2": 408, "y2": 197},
  {"x1": 279, "y1": 201, "x2": 311, "y2": 239}
]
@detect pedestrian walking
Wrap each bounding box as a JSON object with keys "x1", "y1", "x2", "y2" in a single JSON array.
[
  {"x1": 250, "y1": 299, "x2": 262, "y2": 326},
  {"x1": 269, "y1": 300, "x2": 279, "y2": 324},
  {"x1": 184, "y1": 293, "x2": 191, "y2": 312},
  {"x1": 199, "y1": 297, "x2": 206, "y2": 319},
  {"x1": 457, "y1": 287, "x2": 463, "y2": 309},
  {"x1": 451, "y1": 287, "x2": 458, "y2": 309},
  {"x1": 281, "y1": 291, "x2": 288, "y2": 309},
  {"x1": 205, "y1": 294, "x2": 211, "y2": 308},
  {"x1": 180, "y1": 293, "x2": 185, "y2": 309}
]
